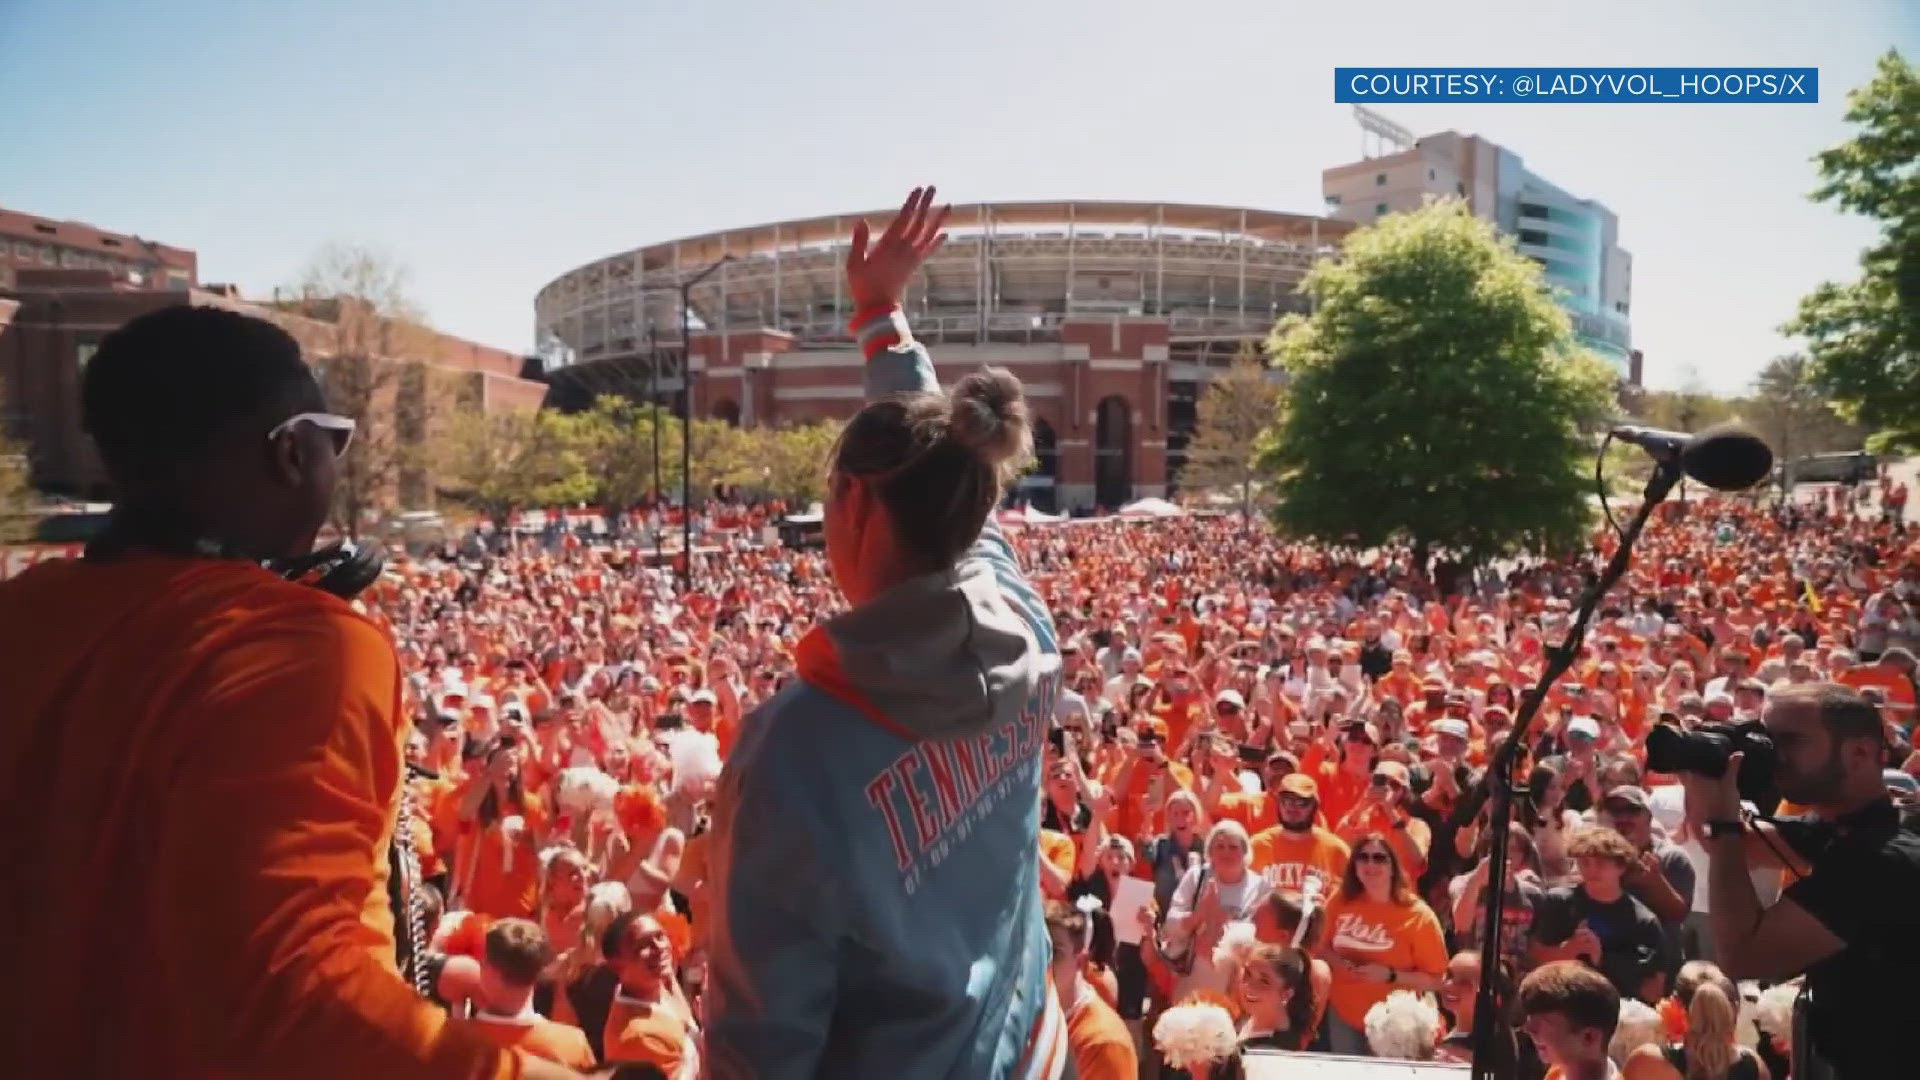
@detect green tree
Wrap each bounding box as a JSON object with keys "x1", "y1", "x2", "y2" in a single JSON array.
[
  {"x1": 1258, "y1": 199, "x2": 1614, "y2": 575},
  {"x1": 757, "y1": 422, "x2": 839, "y2": 506},
  {"x1": 435, "y1": 408, "x2": 593, "y2": 523},
  {"x1": 1784, "y1": 50, "x2": 1920, "y2": 447},
  {"x1": 1181, "y1": 347, "x2": 1284, "y2": 523},
  {"x1": 578, "y1": 396, "x2": 673, "y2": 510},
  {"x1": 1744, "y1": 353, "x2": 1865, "y2": 492}
]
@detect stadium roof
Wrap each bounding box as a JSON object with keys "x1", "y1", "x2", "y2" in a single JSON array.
[{"x1": 627, "y1": 200, "x2": 1347, "y2": 270}]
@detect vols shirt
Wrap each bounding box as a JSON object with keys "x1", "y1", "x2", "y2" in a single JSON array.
[{"x1": 1322, "y1": 893, "x2": 1448, "y2": 1029}]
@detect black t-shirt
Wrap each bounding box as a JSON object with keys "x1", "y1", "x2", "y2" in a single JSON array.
[
  {"x1": 1531, "y1": 885, "x2": 1664, "y2": 999},
  {"x1": 1780, "y1": 799, "x2": 1920, "y2": 1077}
]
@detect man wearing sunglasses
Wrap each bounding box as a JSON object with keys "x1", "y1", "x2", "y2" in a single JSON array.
[{"x1": 0, "y1": 306, "x2": 577, "y2": 1077}]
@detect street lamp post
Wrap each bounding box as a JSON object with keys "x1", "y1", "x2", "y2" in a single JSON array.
[{"x1": 676, "y1": 256, "x2": 733, "y2": 594}]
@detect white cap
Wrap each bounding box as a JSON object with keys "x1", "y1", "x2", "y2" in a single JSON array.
[
  {"x1": 469, "y1": 695, "x2": 497, "y2": 713},
  {"x1": 1433, "y1": 718, "x2": 1471, "y2": 740},
  {"x1": 689, "y1": 688, "x2": 718, "y2": 705},
  {"x1": 1214, "y1": 688, "x2": 1246, "y2": 709},
  {"x1": 1566, "y1": 716, "x2": 1602, "y2": 741}
]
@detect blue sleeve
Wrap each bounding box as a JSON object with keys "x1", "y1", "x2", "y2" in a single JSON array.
[
  {"x1": 703, "y1": 752, "x2": 843, "y2": 1079},
  {"x1": 863, "y1": 340, "x2": 939, "y2": 401}
]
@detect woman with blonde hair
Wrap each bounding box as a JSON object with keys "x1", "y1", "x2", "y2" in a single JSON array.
[
  {"x1": 1623, "y1": 961, "x2": 1767, "y2": 1080},
  {"x1": 1161, "y1": 821, "x2": 1265, "y2": 1000}
]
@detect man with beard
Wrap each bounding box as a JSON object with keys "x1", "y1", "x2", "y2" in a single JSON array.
[
  {"x1": 1248, "y1": 774, "x2": 1350, "y2": 897},
  {"x1": 1684, "y1": 682, "x2": 1920, "y2": 1077}
]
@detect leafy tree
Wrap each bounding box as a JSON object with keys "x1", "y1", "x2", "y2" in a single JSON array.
[
  {"x1": 578, "y1": 396, "x2": 673, "y2": 510},
  {"x1": 1745, "y1": 353, "x2": 1864, "y2": 491},
  {"x1": 1181, "y1": 347, "x2": 1284, "y2": 523},
  {"x1": 435, "y1": 408, "x2": 593, "y2": 523},
  {"x1": 278, "y1": 245, "x2": 443, "y2": 536},
  {"x1": 1784, "y1": 50, "x2": 1920, "y2": 448},
  {"x1": 1258, "y1": 199, "x2": 1615, "y2": 575},
  {"x1": 751, "y1": 423, "x2": 839, "y2": 507}
]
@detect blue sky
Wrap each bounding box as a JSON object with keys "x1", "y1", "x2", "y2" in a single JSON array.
[{"x1": 3, "y1": 0, "x2": 1913, "y2": 393}]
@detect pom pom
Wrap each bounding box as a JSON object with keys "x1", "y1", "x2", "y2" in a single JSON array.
[
  {"x1": 1612, "y1": 1000, "x2": 1665, "y2": 1068},
  {"x1": 1657, "y1": 995, "x2": 1689, "y2": 1043},
  {"x1": 1211, "y1": 919, "x2": 1260, "y2": 979},
  {"x1": 615, "y1": 784, "x2": 667, "y2": 841},
  {"x1": 1152, "y1": 1002, "x2": 1239, "y2": 1070},
  {"x1": 556, "y1": 766, "x2": 619, "y2": 819},
  {"x1": 1074, "y1": 894, "x2": 1104, "y2": 916},
  {"x1": 1753, "y1": 981, "x2": 1800, "y2": 1041},
  {"x1": 434, "y1": 910, "x2": 493, "y2": 960},
  {"x1": 655, "y1": 909, "x2": 692, "y2": 965},
  {"x1": 1363, "y1": 989, "x2": 1442, "y2": 1061}
]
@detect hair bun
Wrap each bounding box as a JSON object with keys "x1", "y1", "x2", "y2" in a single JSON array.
[{"x1": 947, "y1": 367, "x2": 1032, "y2": 477}]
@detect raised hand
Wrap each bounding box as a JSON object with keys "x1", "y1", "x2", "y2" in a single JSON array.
[{"x1": 846, "y1": 186, "x2": 953, "y2": 311}]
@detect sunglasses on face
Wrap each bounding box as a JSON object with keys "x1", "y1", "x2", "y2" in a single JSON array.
[
  {"x1": 268, "y1": 411, "x2": 356, "y2": 458},
  {"x1": 1354, "y1": 850, "x2": 1393, "y2": 864}
]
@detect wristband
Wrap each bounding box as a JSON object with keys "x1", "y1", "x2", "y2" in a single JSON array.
[{"x1": 1704, "y1": 819, "x2": 1744, "y2": 839}]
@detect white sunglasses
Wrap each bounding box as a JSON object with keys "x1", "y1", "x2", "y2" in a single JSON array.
[{"x1": 267, "y1": 412, "x2": 357, "y2": 457}]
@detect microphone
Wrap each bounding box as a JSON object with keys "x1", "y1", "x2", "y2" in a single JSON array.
[{"x1": 1610, "y1": 422, "x2": 1773, "y2": 491}]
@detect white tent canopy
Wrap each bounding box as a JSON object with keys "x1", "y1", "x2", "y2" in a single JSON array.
[
  {"x1": 998, "y1": 505, "x2": 1065, "y2": 526},
  {"x1": 1117, "y1": 497, "x2": 1184, "y2": 518}
]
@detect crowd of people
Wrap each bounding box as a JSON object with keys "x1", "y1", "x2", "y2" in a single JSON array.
[{"x1": 370, "y1": 468, "x2": 1916, "y2": 1078}]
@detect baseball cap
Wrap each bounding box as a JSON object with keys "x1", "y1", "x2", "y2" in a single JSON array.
[
  {"x1": 689, "y1": 689, "x2": 718, "y2": 706},
  {"x1": 1215, "y1": 688, "x2": 1246, "y2": 709},
  {"x1": 1278, "y1": 773, "x2": 1320, "y2": 799},
  {"x1": 1373, "y1": 761, "x2": 1411, "y2": 786},
  {"x1": 1604, "y1": 785, "x2": 1650, "y2": 811},
  {"x1": 1433, "y1": 718, "x2": 1471, "y2": 740},
  {"x1": 1566, "y1": 716, "x2": 1602, "y2": 741}
]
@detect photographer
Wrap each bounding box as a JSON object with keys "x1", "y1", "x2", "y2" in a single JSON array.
[{"x1": 1679, "y1": 682, "x2": 1920, "y2": 1077}]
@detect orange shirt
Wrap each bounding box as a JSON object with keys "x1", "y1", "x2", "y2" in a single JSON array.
[
  {"x1": 1217, "y1": 789, "x2": 1278, "y2": 834},
  {"x1": 457, "y1": 794, "x2": 549, "y2": 919},
  {"x1": 461, "y1": 1012, "x2": 597, "y2": 1069},
  {"x1": 0, "y1": 556, "x2": 513, "y2": 1077},
  {"x1": 1041, "y1": 828, "x2": 1079, "y2": 895},
  {"x1": 1839, "y1": 665, "x2": 1916, "y2": 723},
  {"x1": 604, "y1": 993, "x2": 691, "y2": 1070},
  {"x1": 1248, "y1": 826, "x2": 1351, "y2": 894},
  {"x1": 1113, "y1": 760, "x2": 1196, "y2": 842},
  {"x1": 1313, "y1": 762, "x2": 1371, "y2": 831},
  {"x1": 1323, "y1": 893, "x2": 1448, "y2": 1029},
  {"x1": 1066, "y1": 983, "x2": 1138, "y2": 1080}
]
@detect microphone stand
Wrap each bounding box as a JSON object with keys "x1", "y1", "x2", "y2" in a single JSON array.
[{"x1": 1469, "y1": 457, "x2": 1682, "y2": 1080}]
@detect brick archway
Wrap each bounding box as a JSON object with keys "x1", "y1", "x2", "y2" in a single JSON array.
[{"x1": 1094, "y1": 395, "x2": 1132, "y2": 510}]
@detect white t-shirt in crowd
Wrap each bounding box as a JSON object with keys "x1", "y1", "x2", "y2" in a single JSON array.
[{"x1": 1646, "y1": 785, "x2": 1779, "y2": 912}]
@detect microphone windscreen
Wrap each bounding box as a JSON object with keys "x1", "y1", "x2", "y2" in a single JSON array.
[{"x1": 1680, "y1": 423, "x2": 1774, "y2": 491}]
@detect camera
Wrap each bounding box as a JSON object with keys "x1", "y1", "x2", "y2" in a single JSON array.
[{"x1": 1645, "y1": 718, "x2": 1779, "y2": 809}]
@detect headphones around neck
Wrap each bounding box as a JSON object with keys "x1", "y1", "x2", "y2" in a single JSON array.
[{"x1": 85, "y1": 530, "x2": 387, "y2": 600}]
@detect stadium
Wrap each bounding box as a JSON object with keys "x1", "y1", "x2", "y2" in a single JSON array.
[{"x1": 535, "y1": 201, "x2": 1353, "y2": 511}]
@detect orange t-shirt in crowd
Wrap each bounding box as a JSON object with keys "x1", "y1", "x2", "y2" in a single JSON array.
[
  {"x1": 457, "y1": 794, "x2": 549, "y2": 919},
  {"x1": 1312, "y1": 762, "x2": 1370, "y2": 831},
  {"x1": 604, "y1": 993, "x2": 691, "y2": 1070},
  {"x1": 1248, "y1": 826, "x2": 1351, "y2": 894},
  {"x1": 1839, "y1": 665, "x2": 1917, "y2": 724},
  {"x1": 1066, "y1": 982, "x2": 1138, "y2": 1080},
  {"x1": 0, "y1": 556, "x2": 514, "y2": 1077},
  {"x1": 1041, "y1": 828, "x2": 1079, "y2": 893},
  {"x1": 1112, "y1": 760, "x2": 1196, "y2": 841},
  {"x1": 1322, "y1": 892, "x2": 1449, "y2": 1030},
  {"x1": 460, "y1": 1012, "x2": 597, "y2": 1069},
  {"x1": 1217, "y1": 789, "x2": 1278, "y2": 834}
]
